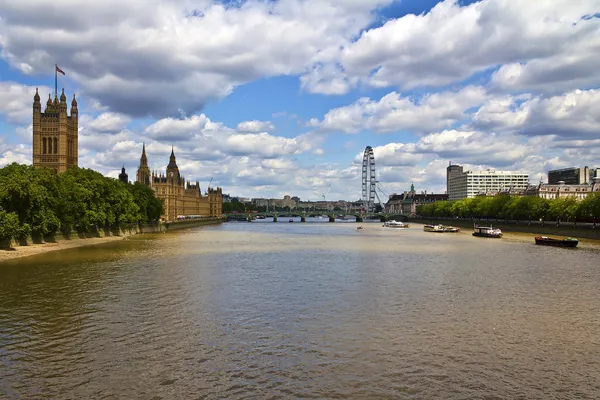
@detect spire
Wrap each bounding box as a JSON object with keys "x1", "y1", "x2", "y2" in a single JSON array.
[
  {"x1": 139, "y1": 142, "x2": 148, "y2": 167},
  {"x1": 60, "y1": 88, "x2": 66, "y2": 102},
  {"x1": 70, "y1": 93, "x2": 78, "y2": 115},
  {"x1": 47, "y1": 93, "x2": 52, "y2": 106},
  {"x1": 34, "y1": 87, "x2": 40, "y2": 102},
  {"x1": 167, "y1": 146, "x2": 178, "y2": 170}
]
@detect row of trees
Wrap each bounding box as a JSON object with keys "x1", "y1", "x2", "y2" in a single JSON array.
[
  {"x1": 0, "y1": 163, "x2": 163, "y2": 241},
  {"x1": 416, "y1": 194, "x2": 600, "y2": 222}
]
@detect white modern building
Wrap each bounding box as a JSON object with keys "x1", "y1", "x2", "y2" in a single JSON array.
[{"x1": 447, "y1": 168, "x2": 529, "y2": 200}]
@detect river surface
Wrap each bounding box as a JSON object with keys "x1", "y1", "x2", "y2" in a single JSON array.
[{"x1": 1, "y1": 221, "x2": 600, "y2": 399}]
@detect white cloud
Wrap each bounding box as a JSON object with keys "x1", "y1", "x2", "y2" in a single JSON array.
[
  {"x1": 237, "y1": 120, "x2": 275, "y2": 133},
  {"x1": 302, "y1": 0, "x2": 600, "y2": 95},
  {"x1": 145, "y1": 114, "x2": 210, "y2": 141},
  {"x1": 85, "y1": 112, "x2": 130, "y2": 134},
  {"x1": 315, "y1": 86, "x2": 488, "y2": 133},
  {"x1": 0, "y1": 82, "x2": 53, "y2": 124},
  {"x1": 226, "y1": 132, "x2": 315, "y2": 158},
  {"x1": 473, "y1": 89, "x2": 600, "y2": 138},
  {"x1": 0, "y1": 143, "x2": 31, "y2": 166},
  {"x1": 0, "y1": 0, "x2": 393, "y2": 117}
]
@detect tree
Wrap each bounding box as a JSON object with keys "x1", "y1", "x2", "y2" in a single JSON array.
[
  {"x1": 0, "y1": 207, "x2": 19, "y2": 243},
  {"x1": 0, "y1": 163, "x2": 61, "y2": 237},
  {"x1": 126, "y1": 182, "x2": 163, "y2": 223},
  {"x1": 579, "y1": 193, "x2": 600, "y2": 220}
]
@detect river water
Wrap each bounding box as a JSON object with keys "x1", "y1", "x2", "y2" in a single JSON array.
[{"x1": 1, "y1": 221, "x2": 600, "y2": 399}]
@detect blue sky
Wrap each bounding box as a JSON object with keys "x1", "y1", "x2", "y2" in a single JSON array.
[{"x1": 0, "y1": 0, "x2": 599, "y2": 201}]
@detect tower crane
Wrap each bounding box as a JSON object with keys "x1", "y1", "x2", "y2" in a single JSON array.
[
  {"x1": 322, "y1": 184, "x2": 332, "y2": 201},
  {"x1": 322, "y1": 184, "x2": 332, "y2": 211}
]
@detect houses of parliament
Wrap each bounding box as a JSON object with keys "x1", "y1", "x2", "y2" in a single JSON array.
[{"x1": 32, "y1": 88, "x2": 223, "y2": 221}]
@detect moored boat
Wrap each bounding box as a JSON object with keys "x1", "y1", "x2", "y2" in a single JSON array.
[
  {"x1": 534, "y1": 236, "x2": 578, "y2": 247},
  {"x1": 383, "y1": 220, "x2": 409, "y2": 228},
  {"x1": 424, "y1": 224, "x2": 445, "y2": 232},
  {"x1": 424, "y1": 224, "x2": 461, "y2": 233},
  {"x1": 472, "y1": 224, "x2": 502, "y2": 238},
  {"x1": 443, "y1": 226, "x2": 460, "y2": 233}
]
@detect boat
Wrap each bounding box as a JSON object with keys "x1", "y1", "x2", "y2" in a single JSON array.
[
  {"x1": 424, "y1": 224, "x2": 445, "y2": 232},
  {"x1": 288, "y1": 219, "x2": 294, "y2": 223},
  {"x1": 383, "y1": 220, "x2": 409, "y2": 228},
  {"x1": 472, "y1": 224, "x2": 502, "y2": 238},
  {"x1": 424, "y1": 224, "x2": 461, "y2": 233},
  {"x1": 534, "y1": 236, "x2": 578, "y2": 247},
  {"x1": 356, "y1": 226, "x2": 363, "y2": 230},
  {"x1": 443, "y1": 226, "x2": 460, "y2": 233}
]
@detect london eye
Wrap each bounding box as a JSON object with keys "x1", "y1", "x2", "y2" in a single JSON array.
[
  {"x1": 362, "y1": 146, "x2": 376, "y2": 212},
  {"x1": 362, "y1": 146, "x2": 385, "y2": 213}
]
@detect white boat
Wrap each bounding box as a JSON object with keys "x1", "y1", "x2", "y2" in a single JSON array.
[
  {"x1": 383, "y1": 220, "x2": 409, "y2": 228},
  {"x1": 424, "y1": 224, "x2": 445, "y2": 232},
  {"x1": 424, "y1": 224, "x2": 461, "y2": 233},
  {"x1": 472, "y1": 224, "x2": 502, "y2": 238}
]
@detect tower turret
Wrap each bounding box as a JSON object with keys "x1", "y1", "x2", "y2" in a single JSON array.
[
  {"x1": 119, "y1": 166, "x2": 129, "y2": 184},
  {"x1": 59, "y1": 88, "x2": 67, "y2": 113},
  {"x1": 136, "y1": 142, "x2": 151, "y2": 186},
  {"x1": 70, "y1": 94, "x2": 78, "y2": 115},
  {"x1": 33, "y1": 88, "x2": 41, "y2": 163},
  {"x1": 166, "y1": 146, "x2": 180, "y2": 184}
]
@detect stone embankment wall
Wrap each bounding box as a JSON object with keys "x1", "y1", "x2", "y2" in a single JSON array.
[
  {"x1": 410, "y1": 217, "x2": 600, "y2": 240},
  {"x1": 2, "y1": 217, "x2": 225, "y2": 248}
]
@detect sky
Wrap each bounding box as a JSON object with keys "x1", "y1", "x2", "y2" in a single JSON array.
[{"x1": 0, "y1": 0, "x2": 599, "y2": 202}]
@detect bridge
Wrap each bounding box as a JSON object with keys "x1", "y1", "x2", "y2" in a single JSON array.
[{"x1": 225, "y1": 212, "x2": 409, "y2": 223}]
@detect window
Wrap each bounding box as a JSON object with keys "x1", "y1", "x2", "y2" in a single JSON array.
[
  {"x1": 54, "y1": 138, "x2": 58, "y2": 154},
  {"x1": 42, "y1": 138, "x2": 47, "y2": 154}
]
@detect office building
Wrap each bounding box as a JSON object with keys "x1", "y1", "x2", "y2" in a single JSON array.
[
  {"x1": 447, "y1": 167, "x2": 529, "y2": 200},
  {"x1": 548, "y1": 166, "x2": 599, "y2": 185},
  {"x1": 446, "y1": 162, "x2": 463, "y2": 194}
]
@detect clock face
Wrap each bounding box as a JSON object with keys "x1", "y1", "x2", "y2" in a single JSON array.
[{"x1": 170, "y1": 172, "x2": 174, "y2": 178}]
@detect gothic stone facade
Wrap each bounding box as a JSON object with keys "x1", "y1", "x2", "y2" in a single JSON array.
[
  {"x1": 136, "y1": 145, "x2": 223, "y2": 221},
  {"x1": 32, "y1": 88, "x2": 78, "y2": 173}
]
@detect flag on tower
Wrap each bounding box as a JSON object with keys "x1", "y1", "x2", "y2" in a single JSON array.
[{"x1": 56, "y1": 65, "x2": 65, "y2": 75}]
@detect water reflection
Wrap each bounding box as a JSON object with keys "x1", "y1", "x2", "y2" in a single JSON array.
[{"x1": 1, "y1": 223, "x2": 600, "y2": 398}]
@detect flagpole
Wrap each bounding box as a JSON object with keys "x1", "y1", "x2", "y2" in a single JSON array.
[{"x1": 55, "y1": 64, "x2": 57, "y2": 97}]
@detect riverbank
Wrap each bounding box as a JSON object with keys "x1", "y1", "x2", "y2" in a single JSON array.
[
  {"x1": 410, "y1": 217, "x2": 600, "y2": 240},
  {"x1": 0, "y1": 217, "x2": 224, "y2": 264},
  {"x1": 0, "y1": 235, "x2": 131, "y2": 263}
]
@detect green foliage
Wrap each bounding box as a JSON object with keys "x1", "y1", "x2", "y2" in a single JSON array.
[
  {"x1": 0, "y1": 207, "x2": 20, "y2": 242},
  {"x1": 126, "y1": 182, "x2": 163, "y2": 223},
  {"x1": 0, "y1": 163, "x2": 165, "y2": 241},
  {"x1": 579, "y1": 193, "x2": 600, "y2": 218},
  {"x1": 223, "y1": 201, "x2": 248, "y2": 213},
  {"x1": 416, "y1": 194, "x2": 600, "y2": 222}
]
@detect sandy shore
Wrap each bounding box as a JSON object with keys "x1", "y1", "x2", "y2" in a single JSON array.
[{"x1": 0, "y1": 235, "x2": 129, "y2": 263}]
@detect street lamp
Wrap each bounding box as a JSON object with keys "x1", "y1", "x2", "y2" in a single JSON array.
[{"x1": 556, "y1": 181, "x2": 565, "y2": 226}]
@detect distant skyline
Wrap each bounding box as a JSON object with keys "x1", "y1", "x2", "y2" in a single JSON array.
[{"x1": 1, "y1": 0, "x2": 599, "y2": 200}]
